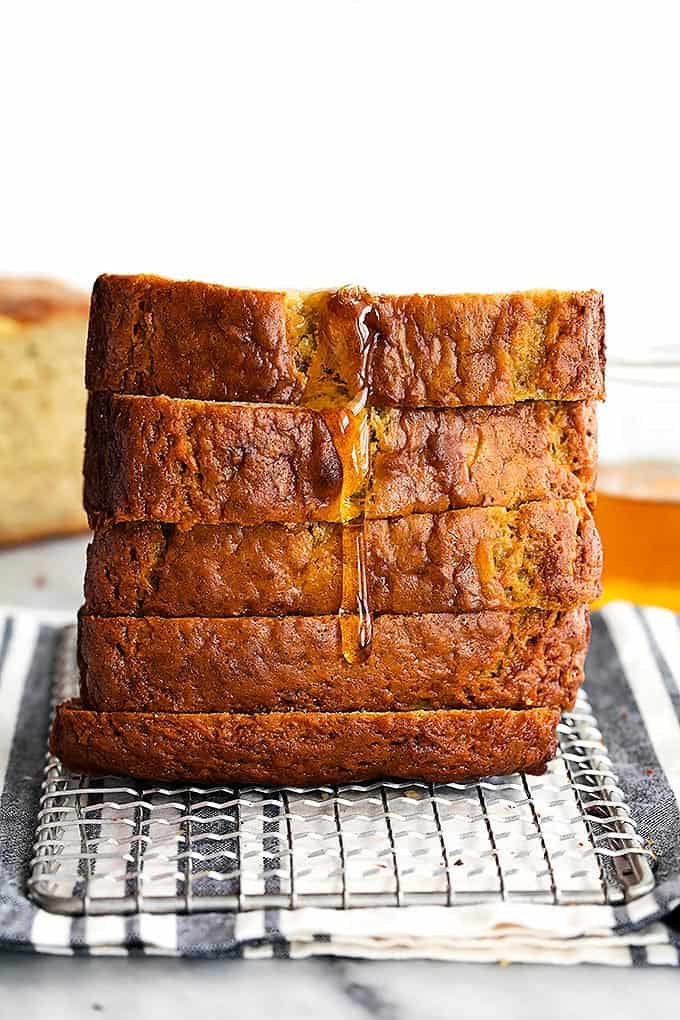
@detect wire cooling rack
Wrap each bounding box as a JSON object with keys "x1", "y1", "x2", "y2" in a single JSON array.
[{"x1": 28, "y1": 627, "x2": 655, "y2": 915}]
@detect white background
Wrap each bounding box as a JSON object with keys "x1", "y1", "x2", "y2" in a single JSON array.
[{"x1": 1, "y1": 0, "x2": 679, "y2": 356}]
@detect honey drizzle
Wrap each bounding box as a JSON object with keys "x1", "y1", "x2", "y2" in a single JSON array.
[
  {"x1": 337, "y1": 300, "x2": 378, "y2": 664},
  {"x1": 340, "y1": 518, "x2": 373, "y2": 663}
]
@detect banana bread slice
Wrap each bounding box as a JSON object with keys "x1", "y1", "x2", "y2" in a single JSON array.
[
  {"x1": 83, "y1": 498, "x2": 601, "y2": 617},
  {"x1": 84, "y1": 392, "x2": 350, "y2": 528},
  {"x1": 84, "y1": 394, "x2": 596, "y2": 528},
  {"x1": 50, "y1": 702, "x2": 560, "y2": 784},
  {"x1": 78, "y1": 607, "x2": 588, "y2": 714},
  {"x1": 86, "y1": 274, "x2": 605, "y2": 407},
  {"x1": 367, "y1": 400, "x2": 596, "y2": 517},
  {"x1": 0, "y1": 277, "x2": 89, "y2": 544}
]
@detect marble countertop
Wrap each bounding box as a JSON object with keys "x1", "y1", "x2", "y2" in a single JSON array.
[
  {"x1": 0, "y1": 536, "x2": 673, "y2": 1016},
  {"x1": 0, "y1": 953, "x2": 678, "y2": 1019}
]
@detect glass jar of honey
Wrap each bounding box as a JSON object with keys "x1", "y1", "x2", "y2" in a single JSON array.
[{"x1": 596, "y1": 347, "x2": 680, "y2": 610}]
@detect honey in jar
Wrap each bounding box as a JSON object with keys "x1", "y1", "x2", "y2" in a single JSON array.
[{"x1": 595, "y1": 461, "x2": 680, "y2": 611}]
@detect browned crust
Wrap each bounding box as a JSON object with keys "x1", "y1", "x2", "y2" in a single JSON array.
[
  {"x1": 84, "y1": 393, "x2": 344, "y2": 528},
  {"x1": 0, "y1": 277, "x2": 89, "y2": 323},
  {"x1": 84, "y1": 519, "x2": 343, "y2": 616},
  {"x1": 368, "y1": 497, "x2": 601, "y2": 613},
  {"x1": 84, "y1": 393, "x2": 595, "y2": 528},
  {"x1": 366, "y1": 288, "x2": 605, "y2": 407},
  {"x1": 85, "y1": 274, "x2": 605, "y2": 407},
  {"x1": 78, "y1": 608, "x2": 588, "y2": 714},
  {"x1": 368, "y1": 401, "x2": 597, "y2": 516},
  {"x1": 86, "y1": 274, "x2": 303, "y2": 403},
  {"x1": 83, "y1": 498, "x2": 601, "y2": 617},
  {"x1": 50, "y1": 701, "x2": 560, "y2": 784}
]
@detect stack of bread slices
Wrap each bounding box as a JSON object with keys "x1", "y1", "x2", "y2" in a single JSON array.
[{"x1": 50, "y1": 275, "x2": 604, "y2": 785}]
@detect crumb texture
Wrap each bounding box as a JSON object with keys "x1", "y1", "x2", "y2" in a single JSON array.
[
  {"x1": 66, "y1": 274, "x2": 606, "y2": 785},
  {"x1": 366, "y1": 289, "x2": 605, "y2": 406},
  {"x1": 0, "y1": 281, "x2": 89, "y2": 544}
]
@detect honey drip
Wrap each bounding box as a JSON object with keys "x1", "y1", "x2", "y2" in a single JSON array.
[
  {"x1": 337, "y1": 299, "x2": 379, "y2": 664},
  {"x1": 340, "y1": 519, "x2": 373, "y2": 663}
]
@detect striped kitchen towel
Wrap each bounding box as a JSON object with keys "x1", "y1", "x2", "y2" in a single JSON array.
[{"x1": 0, "y1": 602, "x2": 679, "y2": 964}]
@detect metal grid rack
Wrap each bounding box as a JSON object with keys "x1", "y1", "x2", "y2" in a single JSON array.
[{"x1": 28, "y1": 628, "x2": 655, "y2": 916}]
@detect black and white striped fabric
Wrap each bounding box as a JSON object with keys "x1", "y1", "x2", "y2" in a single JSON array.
[{"x1": 1, "y1": 602, "x2": 679, "y2": 964}]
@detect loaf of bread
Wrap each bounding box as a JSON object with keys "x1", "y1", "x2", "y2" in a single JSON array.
[
  {"x1": 50, "y1": 701, "x2": 560, "y2": 784},
  {"x1": 84, "y1": 393, "x2": 596, "y2": 528},
  {"x1": 86, "y1": 275, "x2": 605, "y2": 408},
  {"x1": 83, "y1": 498, "x2": 601, "y2": 617},
  {"x1": 78, "y1": 607, "x2": 588, "y2": 714},
  {"x1": 0, "y1": 277, "x2": 89, "y2": 544}
]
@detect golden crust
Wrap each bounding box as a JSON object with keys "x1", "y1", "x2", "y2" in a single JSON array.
[
  {"x1": 0, "y1": 277, "x2": 89, "y2": 324},
  {"x1": 313, "y1": 286, "x2": 605, "y2": 407}
]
